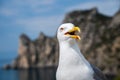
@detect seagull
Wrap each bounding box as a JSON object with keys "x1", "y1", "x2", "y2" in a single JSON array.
[{"x1": 56, "y1": 23, "x2": 107, "y2": 80}]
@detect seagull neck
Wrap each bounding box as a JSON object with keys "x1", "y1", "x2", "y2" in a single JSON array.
[
  {"x1": 59, "y1": 41, "x2": 89, "y2": 67},
  {"x1": 59, "y1": 41, "x2": 80, "y2": 53}
]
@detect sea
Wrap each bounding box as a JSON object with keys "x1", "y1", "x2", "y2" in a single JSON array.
[
  {"x1": 0, "y1": 59, "x2": 117, "y2": 80},
  {"x1": 0, "y1": 59, "x2": 56, "y2": 80}
]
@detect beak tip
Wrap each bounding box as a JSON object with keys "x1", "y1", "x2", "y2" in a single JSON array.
[
  {"x1": 75, "y1": 26, "x2": 80, "y2": 33},
  {"x1": 77, "y1": 36, "x2": 81, "y2": 40}
]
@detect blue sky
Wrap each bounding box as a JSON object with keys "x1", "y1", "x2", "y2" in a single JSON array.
[{"x1": 0, "y1": 0, "x2": 119, "y2": 59}]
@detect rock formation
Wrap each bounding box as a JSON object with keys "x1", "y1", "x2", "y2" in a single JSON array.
[
  {"x1": 63, "y1": 8, "x2": 120, "y2": 75},
  {"x1": 4, "y1": 8, "x2": 120, "y2": 77},
  {"x1": 10, "y1": 33, "x2": 59, "y2": 69}
]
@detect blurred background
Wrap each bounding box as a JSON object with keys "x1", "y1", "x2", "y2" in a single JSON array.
[{"x1": 0, "y1": 0, "x2": 120, "y2": 80}]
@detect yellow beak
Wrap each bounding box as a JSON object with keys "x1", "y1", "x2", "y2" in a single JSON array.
[
  {"x1": 65, "y1": 27, "x2": 81, "y2": 40},
  {"x1": 68, "y1": 27, "x2": 80, "y2": 33}
]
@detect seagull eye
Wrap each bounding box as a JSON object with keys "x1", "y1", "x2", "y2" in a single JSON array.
[{"x1": 60, "y1": 28, "x2": 64, "y2": 31}]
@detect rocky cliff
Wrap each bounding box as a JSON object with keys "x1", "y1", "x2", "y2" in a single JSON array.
[
  {"x1": 11, "y1": 33, "x2": 58, "y2": 69},
  {"x1": 6, "y1": 8, "x2": 120, "y2": 77},
  {"x1": 63, "y1": 8, "x2": 120, "y2": 75}
]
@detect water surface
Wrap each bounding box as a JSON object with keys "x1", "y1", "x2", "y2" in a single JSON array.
[{"x1": 0, "y1": 67, "x2": 56, "y2": 80}]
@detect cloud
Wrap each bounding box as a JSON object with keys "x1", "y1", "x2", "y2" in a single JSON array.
[
  {"x1": 16, "y1": 15, "x2": 64, "y2": 36},
  {"x1": 0, "y1": 7, "x2": 18, "y2": 16},
  {"x1": 66, "y1": 0, "x2": 119, "y2": 16},
  {"x1": 25, "y1": 0, "x2": 55, "y2": 6},
  {"x1": 0, "y1": 0, "x2": 56, "y2": 16},
  {"x1": 0, "y1": 0, "x2": 62, "y2": 37},
  {"x1": 22, "y1": 0, "x2": 56, "y2": 12}
]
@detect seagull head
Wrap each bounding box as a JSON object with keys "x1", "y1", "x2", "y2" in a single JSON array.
[{"x1": 57, "y1": 23, "x2": 81, "y2": 43}]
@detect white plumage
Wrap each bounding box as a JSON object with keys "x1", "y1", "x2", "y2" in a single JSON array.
[{"x1": 56, "y1": 23, "x2": 94, "y2": 80}]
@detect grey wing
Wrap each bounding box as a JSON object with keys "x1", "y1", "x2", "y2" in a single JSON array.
[{"x1": 90, "y1": 64, "x2": 108, "y2": 80}]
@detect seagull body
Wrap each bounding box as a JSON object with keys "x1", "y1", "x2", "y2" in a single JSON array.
[{"x1": 56, "y1": 23, "x2": 107, "y2": 80}]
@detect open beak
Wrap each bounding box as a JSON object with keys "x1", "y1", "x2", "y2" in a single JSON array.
[{"x1": 65, "y1": 27, "x2": 81, "y2": 40}]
